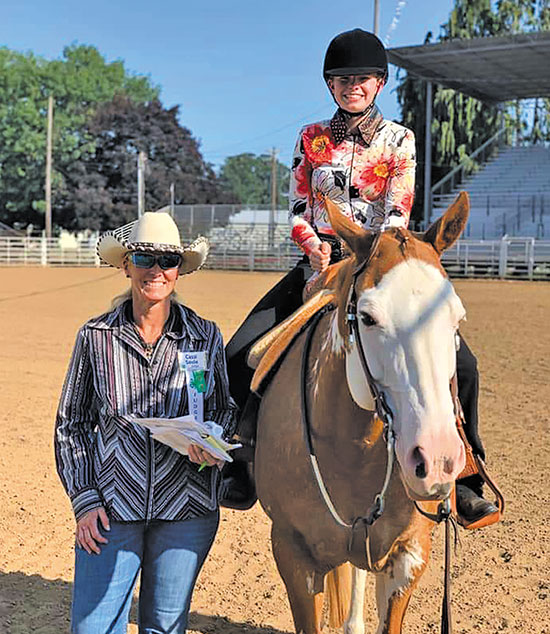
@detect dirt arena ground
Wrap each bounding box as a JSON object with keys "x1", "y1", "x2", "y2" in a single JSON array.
[{"x1": 0, "y1": 268, "x2": 548, "y2": 634}]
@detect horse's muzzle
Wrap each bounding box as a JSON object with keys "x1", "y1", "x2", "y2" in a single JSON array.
[{"x1": 405, "y1": 480, "x2": 453, "y2": 502}]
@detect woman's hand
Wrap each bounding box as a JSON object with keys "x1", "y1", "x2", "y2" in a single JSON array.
[
  {"x1": 188, "y1": 444, "x2": 222, "y2": 469},
  {"x1": 76, "y1": 507, "x2": 110, "y2": 555},
  {"x1": 309, "y1": 242, "x2": 332, "y2": 273}
]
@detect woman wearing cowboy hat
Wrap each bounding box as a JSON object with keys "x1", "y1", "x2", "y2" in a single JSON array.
[{"x1": 55, "y1": 212, "x2": 237, "y2": 633}]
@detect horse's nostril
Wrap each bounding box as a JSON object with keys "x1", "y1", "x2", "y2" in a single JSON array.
[
  {"x1": 415, "y1": 462, "x2": 427, "y2": 478},
  {"x1": 412, "y1": 447, "x2": 427, "y2": 479},
  {"x1": 443, "y1": 458, "x2": 454, "y2": 475}
]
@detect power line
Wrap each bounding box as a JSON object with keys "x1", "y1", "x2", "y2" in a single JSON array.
[{"x1": 204, "y1": 102, "x2": 333, "y2": 158}]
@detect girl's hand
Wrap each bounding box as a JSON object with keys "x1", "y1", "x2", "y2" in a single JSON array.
[
  {"x1": 309, "y1": 242, "x2": 332, "y2": 273},
  {"x1": 76, "y1": 507, "x2": 110, "y2": 555}
]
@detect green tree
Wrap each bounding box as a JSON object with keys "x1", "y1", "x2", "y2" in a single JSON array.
[
  {"x1": 58, "y1": 96, "x2": 236, "y2": 231},
  {"x1": 0, "y1": 44, "x2": 159, "y2": 228},
  {"x1": 219, "y1": 153, "x2": 290, "y2": 206}
]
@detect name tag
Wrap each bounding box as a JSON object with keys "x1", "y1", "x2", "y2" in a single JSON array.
[{"x1": 179, "y1": 351, "x2": 208, "y2": 423}]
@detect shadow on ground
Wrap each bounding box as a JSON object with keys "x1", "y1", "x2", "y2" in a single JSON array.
[{"x1": 0, "y1": 571, "x2": 290, "y2": 634}]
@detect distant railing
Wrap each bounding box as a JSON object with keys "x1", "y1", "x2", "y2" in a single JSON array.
[
  {"x1": 441, "y1": 238, "x2": 550, "y2": 279},
  {"x1": 430, "y1": 193, "x2": 550, "y2": 240},
  {"x1": 430, "y1": 128, "x2": 508, "y2": 220},
  {"x1": 493, "y1": 194, "x2": 549, "y2": 239},
  {"x1": 0, "y1": 237, "x2": 100, "y2": 267},
  {"x1": 1, "y1": 234, "x2": 549, "y2": 280}
]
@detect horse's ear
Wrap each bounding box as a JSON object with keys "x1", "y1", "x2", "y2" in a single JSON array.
[
  {"x1": 423, "y1": 191, "x2": 469, "y2": 254},
  {"x1": 324, "y1": 197, "x2": 373, "y2": 257}
]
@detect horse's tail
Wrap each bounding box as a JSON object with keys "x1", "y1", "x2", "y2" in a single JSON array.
[{"x1": 324, "y1": 562, "x2": 352, "y2": 628}]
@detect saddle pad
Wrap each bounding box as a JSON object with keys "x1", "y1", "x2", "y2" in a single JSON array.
[{"x1": 250, "y1": 290, "x2": 335, "y2": 395}]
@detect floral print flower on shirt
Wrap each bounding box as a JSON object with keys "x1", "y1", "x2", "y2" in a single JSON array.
[
  {"x1": 355, "y1": 152, "x2": 409, "y2": 200},
  {"x1": 293, "y1": 161, "x2": 310, "y2": 198},
  {"x1": 302, "y1": 125, "x2": 335, "y2": 165}
]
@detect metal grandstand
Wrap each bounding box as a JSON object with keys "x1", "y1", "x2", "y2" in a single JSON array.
[
  {"x1": 388, "y1": 31, "x2": 550, "y2": 228},
  {"x1": 388, "y1": 31, "x2": 550, "y2": 103}
]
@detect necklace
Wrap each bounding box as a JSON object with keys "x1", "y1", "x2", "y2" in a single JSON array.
[{"x1": 133, "y1": 324, "x2": 162, "y2": 360}]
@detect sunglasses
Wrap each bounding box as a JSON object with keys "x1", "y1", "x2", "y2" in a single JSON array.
[{"x1": 130, "y1": 252, "x2": 183, "y2": 270}]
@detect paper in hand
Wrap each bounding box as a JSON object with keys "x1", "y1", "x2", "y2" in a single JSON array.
[{"x1": 131, "y1": 415, "x2": 241, "y2": 462}]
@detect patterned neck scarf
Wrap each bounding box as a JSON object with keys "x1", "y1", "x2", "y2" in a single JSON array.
[{"x1": 330, "y1": 105, "x2": 384, "y2": 146}]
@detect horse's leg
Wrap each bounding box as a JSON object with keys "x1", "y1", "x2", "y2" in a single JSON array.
[
  {"x1": 344, "y1": 567, "x2": 367, "y2": 634},
  {"x1": 271, "y1": 524, "x2": 324, "y2": 634},
  {"x1": 374, "y1": 537, "x2": 430, "y2": 634}
]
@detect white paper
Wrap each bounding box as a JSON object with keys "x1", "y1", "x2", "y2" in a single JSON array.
[{"x1": 131, "y1": 415, "x2": 241, "y2": 463}]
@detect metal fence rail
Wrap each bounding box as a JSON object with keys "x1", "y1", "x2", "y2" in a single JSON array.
[{"x1": 1, "y1": 235, "x2": 549, "y2": 280}]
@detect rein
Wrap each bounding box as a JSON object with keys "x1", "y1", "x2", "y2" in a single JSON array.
[
  {"x1": 299, "y1": 303, "x2": 392, "y2": 572},
  {"x1": 299, "y1": 243, "x2": 457, "y2": 632}
]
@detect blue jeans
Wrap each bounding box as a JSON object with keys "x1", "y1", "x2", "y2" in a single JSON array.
[{"x1": 72, "y1": 510, "x2": 219, "y2": 634}]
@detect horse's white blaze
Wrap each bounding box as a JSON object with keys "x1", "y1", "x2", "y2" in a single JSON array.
[{"x1": 354, "y1": 259, "x2": 466, "y2": 496}]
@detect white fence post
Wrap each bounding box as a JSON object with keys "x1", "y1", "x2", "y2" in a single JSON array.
[
  {"x1": 248, "y1": 242, "x2": 254, "y2": 271},
  {"x1": 41, "y1": 236, "x2": 48, "y2": 267},
  {"x1": 527, "y1": 238, "x2": 535, "y2": 280},
  {"x1": 498, "y1": 238, "x2": 508, "y2": 278}
]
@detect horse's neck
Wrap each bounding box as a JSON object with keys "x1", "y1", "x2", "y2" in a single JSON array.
[{"x1": 312, "y1": 315, "x2": 380, "y2": 445}]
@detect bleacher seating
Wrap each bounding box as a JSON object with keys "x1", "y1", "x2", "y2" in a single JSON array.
[{"x1": 432, "y1": 146, "x2": 550, "y2": 239}]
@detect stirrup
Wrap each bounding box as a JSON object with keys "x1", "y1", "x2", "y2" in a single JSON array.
[
  {"x1": 453, "y1": 400, "x2": 505, "y2": 530},
  {"x1": 456, "y1": 455, "x2": 504, "y2": 530}
]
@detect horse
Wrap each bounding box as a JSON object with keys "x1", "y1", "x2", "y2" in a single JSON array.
[{"x1": 254, "y1": 192, "x2": 471, "y2": 634}]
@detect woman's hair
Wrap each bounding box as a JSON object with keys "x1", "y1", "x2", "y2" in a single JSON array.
[
  {"x1": 111, "y1": 288, "x2": 132, "y2": 309},
  {"x1": 110, "y1": 289, "x2": 181, "y2": 310}
]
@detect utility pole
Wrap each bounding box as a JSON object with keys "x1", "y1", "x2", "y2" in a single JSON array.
[
  {"x1": 423, "y1": 81, "x2": 433, "y2": 227},
  {"x1": 45, "y1": 95, "x2": 53, "y2": 239},
  {"x1": 137, "y1": 151, "x2": 147, "y2": 218},
  {"x1": 269, "y1": 148, "x2": 278, "y2": 247},
  {"x1": 373, "y1": 0, "x2": 380, "y2": 35},
  {"x1": 170, "y1": 183, "x2": 175, "y2": 217}
]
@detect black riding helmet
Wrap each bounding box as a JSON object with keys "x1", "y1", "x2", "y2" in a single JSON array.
[{"x1": 323, "y1": 28, "x2": 388, "y2": 82}]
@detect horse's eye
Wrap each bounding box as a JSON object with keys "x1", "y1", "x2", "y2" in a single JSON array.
[{"x1": 360, "y1": 312, "x2": 377, "y2": 327}]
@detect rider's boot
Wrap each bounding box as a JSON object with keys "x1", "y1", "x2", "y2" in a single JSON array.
[
  {"x1": 456, "y1": 476, "x2": 498, "y2": 525},
  {"x1": 219, "y1": 393, "x2": 260, "y2": 510}
]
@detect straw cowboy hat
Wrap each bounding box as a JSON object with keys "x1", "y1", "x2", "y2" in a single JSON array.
[{"x1": 97, "y1": 212, "x2": 209, "y2": 275}]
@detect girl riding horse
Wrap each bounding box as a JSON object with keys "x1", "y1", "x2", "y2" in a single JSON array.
[{"x1": 224, "y1": 28, "x2": 496, "y2": 526}]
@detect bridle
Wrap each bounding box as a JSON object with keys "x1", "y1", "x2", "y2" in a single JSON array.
[{"x1": 300, "y1": 239, "x2": 457, "y2": 632}]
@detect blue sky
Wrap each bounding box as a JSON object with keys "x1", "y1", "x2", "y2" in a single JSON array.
[{"x1": 3, "y1": 0, "x2": 455, "y2": 169}]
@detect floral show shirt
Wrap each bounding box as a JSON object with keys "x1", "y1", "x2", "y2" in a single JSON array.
[{"x1": 289, "y1": 107, "x2": 416, "y2": 255}]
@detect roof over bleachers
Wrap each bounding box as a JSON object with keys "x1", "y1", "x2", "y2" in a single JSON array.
[{"x1": 388, "y1": 31, "x2": 550, "y2": 103}]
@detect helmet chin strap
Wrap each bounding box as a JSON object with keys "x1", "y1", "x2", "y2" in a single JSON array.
[{"x1": 338, "y1": 102, "x2": 375, "y2": 119}]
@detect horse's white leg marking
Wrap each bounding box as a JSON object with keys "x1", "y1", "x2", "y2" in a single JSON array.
[
  {"x1": 344, "y1": 567, "x2": 367, "y2": 634},
  {"x1": 374, "y1": 541, "x2": 425, "y2": 634}
]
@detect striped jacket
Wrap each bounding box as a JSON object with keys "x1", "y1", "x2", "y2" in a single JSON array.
[{"x1": 55, "y1": 300, "x2": 237, "y2": 522}]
